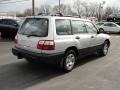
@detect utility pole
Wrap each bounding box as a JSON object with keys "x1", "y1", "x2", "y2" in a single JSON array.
[
  {"x1": 59, "y1": 0, "x2": 61, "y2": 13},
  {"x1": 32, "y1": 0, "x2": 35, "y2": 15},
  {"x1": 98, "y1": 3, "x2": 101, "y2": 22},
  {"x1": 98, "y1": 1, "x2": 105, "y2": 22}
]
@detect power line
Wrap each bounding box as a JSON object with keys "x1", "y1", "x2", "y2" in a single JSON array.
[{"x1": 0, "y1": 0, "x2": 30, "y2": 4}]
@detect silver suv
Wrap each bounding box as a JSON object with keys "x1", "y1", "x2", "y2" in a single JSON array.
[{"x1": 12, "y1": 16, "x2": 110, "y2": 72}]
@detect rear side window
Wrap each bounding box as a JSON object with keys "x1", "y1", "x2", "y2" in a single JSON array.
[
  {"x1": 18, "y1": 18, "x2": 48, "y2": 37},
  {"x1": 72, "y1": 20, "x2": 87, "y2": 34},
  {"x1": 56, "y1": 19, "x2": 71, "y2": 35}
]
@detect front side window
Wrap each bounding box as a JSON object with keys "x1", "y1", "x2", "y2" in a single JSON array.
[
  {"x1": 18, "y1": 18, "x2": 48, "y2": 37},
  {"x1": 72, "y1": 20, "x2": 87, "y2": 34},
  {"x1": 56, "y1": 19, "x2": 71, "y2": 35},
  {"x1": 85, "y1": 22, "x2": 97, "y2": 34}
]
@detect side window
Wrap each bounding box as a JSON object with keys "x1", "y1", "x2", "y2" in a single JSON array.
[
  {"x1": 72, "y1": 20, "x2": 87, "y2": 34},
  {"x1": 85, "y1": 22, "x2": 97, "y2": 34},
  {"x1": 56, "y1": 19, "x2": 71, "y2": 35},
  {"x1": 104, "y1": 23, "x2": 111, "y2": 26},
  {"x1": 111, "y1": 23, "x2": 116, "y2": 27},
  {"x1": 104, "y1": 23, "x2": 116, "y2": 27},
  {"x1": 9, "y1": 20, "x2": 18, "y2": 27},
  {"x1": 2, "y1": 20, "x2": 9, "y2": 25}
]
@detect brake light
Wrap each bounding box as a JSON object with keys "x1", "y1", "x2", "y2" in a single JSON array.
[
  {"x1": 37, "y1": 40, "x2": 55, "y2": 50},
  {"x1": 15, "y1": 35, "x2": 18, "y2": 44}
]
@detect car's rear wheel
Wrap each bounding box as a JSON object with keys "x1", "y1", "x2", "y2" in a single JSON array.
[
  {"x1": 62, "y1": 50, "x2": 76, "y2": 72},
  {"x1": 98, "y1": 41, "x2": 109, "y2": 56}
]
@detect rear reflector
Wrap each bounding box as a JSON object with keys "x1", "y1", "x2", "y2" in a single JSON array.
[{"x1": 37, "y1": 40, "x2": 55, "y2": 50}]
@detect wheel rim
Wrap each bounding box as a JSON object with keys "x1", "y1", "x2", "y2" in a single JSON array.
[
  {"x1": 103, "y1": 43, "x2": 108, "y2": 55},
  {"x1": 65, "y1": 54, "x2": 75, "y2": 70}
]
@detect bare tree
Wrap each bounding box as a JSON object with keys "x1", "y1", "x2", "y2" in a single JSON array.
[
  {"x1": 39, "y1": 4, "x2": 51, "y2": 14},
  {"x1": 65, "y1": 4, "x2": 77, "y2": 15},
  {"x1": 52, "y1": 4, "x2": 67, "y2": 15},
  {"x1": 81, "y1": 1, "x2": 90, "y2": 17},
  {"x1": 23, "y1": 8, "x2": 32, "y2": 16},
  {"x1": 112, "y1": 7, "x2": 120, "y2": 14},
  {"x1": 103, "y1": 6, "x2": 113, "y2": 19},
  {"x1": 89, "y1": 2, "x2": 99, "y2": 18},
  {"x1": 73, "y1": 0, "x2": 84, "y2": 16}
]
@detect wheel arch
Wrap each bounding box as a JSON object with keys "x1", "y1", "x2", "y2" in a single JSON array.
[{"x1": 65, "y1": 46, "x2": 79, "y2": 57}]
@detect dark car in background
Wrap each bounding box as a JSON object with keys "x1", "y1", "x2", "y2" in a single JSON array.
[
  {"x1": 107, "y1": 14, "x2": 120, "y2": 22},
  {"x1": 0, "y1": 19, "x2": 19, "y2": 39}
]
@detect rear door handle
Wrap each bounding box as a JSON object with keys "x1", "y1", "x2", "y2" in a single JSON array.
[{"x1": 75, "y1": 36, "x2": 80, "y2": 39}]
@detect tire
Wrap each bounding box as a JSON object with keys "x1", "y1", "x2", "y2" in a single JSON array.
[
  {"x1": 98, "y1": 41, "x2": 109, "y2": 56},
  {"x1": 62, "y1": 50, "x2": 77, "y2": 72},
  {"x1": 99, "y1": 28, "x2": 104, "y2": 33}
]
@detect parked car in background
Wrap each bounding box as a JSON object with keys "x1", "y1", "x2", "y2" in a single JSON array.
[
  {"x1": 0, "y1": 19, "x2": 19, "y2": 39},
  {"x1": 107, "y1": 14, "x2": 120, "y2": 22},
  {"x1": 96, "y1": 22, "x2": 120, "y2": 34},
  {"x1": 96, "y1": 22, "x2": 104, "y2": 26}
]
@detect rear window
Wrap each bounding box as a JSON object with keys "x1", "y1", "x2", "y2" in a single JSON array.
[{"x1": 18, "y1": 18, "x2": 48, "y2": 37}]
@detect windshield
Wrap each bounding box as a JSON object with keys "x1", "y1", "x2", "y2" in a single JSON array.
[{"x1": 18, "y1": 18, "x2": 48, "y2": 37}]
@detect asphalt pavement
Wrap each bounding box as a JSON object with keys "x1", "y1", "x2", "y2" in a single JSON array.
[{"x1": 0, "y1": 35, "x2": 120, "y2": 90}]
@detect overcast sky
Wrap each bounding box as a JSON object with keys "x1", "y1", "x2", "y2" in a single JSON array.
[{"x1": 0, "y1": 0, "x2": 120, "y2": 13}]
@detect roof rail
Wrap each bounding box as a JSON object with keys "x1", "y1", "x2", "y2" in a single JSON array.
[
  {"x1": 64, "y1": 15, "x2": 81, "y2": 18},
  {"x1": 38, "y1": 13, "x2": 63, "y2": 16},
  {"x1": 37, "y1": 13, "x2": 81, "y2": 18},
  {"x1": 51, "y1": 13, "x2": 63, "y2": 16}
]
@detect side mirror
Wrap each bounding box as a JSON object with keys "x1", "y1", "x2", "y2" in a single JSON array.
[{"x1": 98, "y1": 28, "x2": 104, "y2": 33}]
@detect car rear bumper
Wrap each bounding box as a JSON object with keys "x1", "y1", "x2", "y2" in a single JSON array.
[{"x1": 12, "y1": 47, "x2": 64, "y2": 64}]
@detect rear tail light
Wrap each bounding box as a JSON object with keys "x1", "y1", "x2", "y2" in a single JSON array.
[
  {"x1": 15, "y1": 35, "x2": 18, "y2": 44},
  {"x1": 37, "y1": 40, "x2": 55, "y2": 50}
]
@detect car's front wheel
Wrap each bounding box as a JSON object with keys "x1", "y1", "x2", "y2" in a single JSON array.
[
  {"x1": 62, "y1": 50, "x2": 76, "y2": 72},
  {"x1": 98, "y1": 41, "x2": 109, "y2": 56}
]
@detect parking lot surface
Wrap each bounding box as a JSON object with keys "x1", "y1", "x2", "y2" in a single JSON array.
[{"x1": 0, "y1": 35, "x2": 120, "y2": 90}]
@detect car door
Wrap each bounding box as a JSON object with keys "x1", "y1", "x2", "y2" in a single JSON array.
[
  {"x1": 71, "y1": 20, "x2": 92, "y2": 54},
  {"x1": 109, "y1": 23, "x2": 120, "y2": 32},
  {"x1": 102, "y1": 23, "x2": 111, "y2": 32},
  {"x1": 84, "y1": 21, "x2": 103, "y2": 49},
  {"x1": 102, "y1": 23, "x2": 118, "y2": 32}
]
